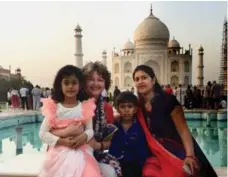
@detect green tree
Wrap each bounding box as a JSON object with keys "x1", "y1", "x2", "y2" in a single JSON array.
[{"x1": 0, "y1": 77, "x2": 33, "y2": 102}]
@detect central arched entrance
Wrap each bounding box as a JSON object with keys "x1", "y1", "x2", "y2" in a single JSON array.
[
  {"x1": 170, "y1": 75, "x2": 179, "y2": 86},
  {"x1": 144, "y1": 60, "x2": 160, "y2": 82}
]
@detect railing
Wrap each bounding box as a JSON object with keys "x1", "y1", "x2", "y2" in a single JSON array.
[{"x1": 0, "y1": 102, "x2": 8, "y2": 110}]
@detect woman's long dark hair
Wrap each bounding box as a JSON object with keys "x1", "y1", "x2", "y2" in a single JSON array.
[
  {"x1": 132, "y1": 65, "x2": 166, "y2": 108},
  {"x1": 52, "y1": 65, "x2": 84, "y2": 103}
]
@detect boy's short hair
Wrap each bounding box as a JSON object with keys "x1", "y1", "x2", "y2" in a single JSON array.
[{"x1": 116, "y1": 91, "x2": 138, "y2": 107}]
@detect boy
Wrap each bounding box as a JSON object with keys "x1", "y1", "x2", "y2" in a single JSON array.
[{"x1": 109, "y1": 91, "x2": 151, "y2": 177}]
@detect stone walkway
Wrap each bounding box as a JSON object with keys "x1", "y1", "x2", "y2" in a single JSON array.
[
  {"x1": 0, "y1": 109, "x2": 40, "y2": 120},
  {"x1": 215, "y1": 167, "x2": 227, "y2": 177}
]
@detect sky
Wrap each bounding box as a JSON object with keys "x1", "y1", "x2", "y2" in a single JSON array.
[{"x1": 0, "y1": 1, "x2": 227, "y2": 87}]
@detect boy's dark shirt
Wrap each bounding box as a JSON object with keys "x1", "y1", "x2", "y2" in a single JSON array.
[{"x1": 109, "y1": 118, "x2": 151, "y2": 167}]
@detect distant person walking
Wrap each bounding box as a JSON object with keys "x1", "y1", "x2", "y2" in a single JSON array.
[
  {"x1": 176, "y1": 84, "x2": 185, "y2": 106},
  {"x1": 32, "y1": 85, "x2": 42, "y2": 110},
  {"x1": 113, "y1": 86, "x2": 121, "y2": 107},
  {"x1": 20, "y1": 85, "x2": 29, "y2": 110},
  {"x1": 7, "y1": 88, "x2": 12, "y2": 109},
  {"x1": 165, "y1": 84, "x2": 173, "y2": 95},
  {"x1": 11, "y1": 88, "x2": 20, "y2": 108},
  {"x1": 46, "y1": 88, "x2": 52, "y2": 97},
  {"x1": 211, "y1": 81, "x2": 221, "y2": 110}
]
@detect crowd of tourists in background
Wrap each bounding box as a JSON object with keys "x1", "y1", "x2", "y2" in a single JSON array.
[
  {"x1": 113, "y1": 80, "x2": 227, "y2": 111},
  {"x1": 5, "y1": 80, "x2": 226, "y2": 111},
  {"x1": 6, "y1": 86, "x2": 52, "y2": 110}
]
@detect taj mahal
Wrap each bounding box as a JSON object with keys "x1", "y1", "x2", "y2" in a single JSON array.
[{"x1": 74, "y1": 5, "x2": 205, "y2": 91}]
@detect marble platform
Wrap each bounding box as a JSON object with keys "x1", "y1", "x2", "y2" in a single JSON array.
[
  {"x1": 0, "y1": 154, "x2": 45, "y2": 177},
  {"x1": 0, "y1": 109, "x2": 42, "y2": 129},
  {"x1": 0, "y1": 153, "x2": 226, "y2": 177},
  {"x1": 184, "y1": 109, "x2": 227, "y2": 121},
  {"x1": 0, "y1": 108, "x2": 226, "y2": 130}
]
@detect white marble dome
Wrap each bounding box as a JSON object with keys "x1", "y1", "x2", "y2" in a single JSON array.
[
  {"x1": 123, "y1": 40, "x2": 135, "y2": 50},
  {"x1": 134, "y1": 11, "x2": 170, "y2": 47},
  {"x1": 168, "y1": 37, "x2": 180, "y2": 48}
]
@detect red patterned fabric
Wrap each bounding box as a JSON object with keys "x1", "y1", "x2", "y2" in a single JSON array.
[{"x1": 104, "y1": 102, "x2": 114, "y2": 123}]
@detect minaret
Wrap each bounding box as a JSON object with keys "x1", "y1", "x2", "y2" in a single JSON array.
[
  {"x1": 74, "y1": 24, "x2": 83, "y2": 68},
  {"x1": 102, "y1": 50, "x2": 107, "y2": 66},
  {"x1": 219, "y1": 18, "x2": 227, "y2": 96},
  {"x1": 197, "y1": 45, "x2": 204, "y2": 87},
  {"x1": 150, "y1": 3, "x2": 153, "y2": 16}
]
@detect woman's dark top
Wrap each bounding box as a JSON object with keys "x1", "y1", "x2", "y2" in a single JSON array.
[
  {"x1": 144, "y1": 93, "x2": 183, "y2": 144},
  {"x1": 142, "y1": 92, "x2": 218, "y2": 177}
]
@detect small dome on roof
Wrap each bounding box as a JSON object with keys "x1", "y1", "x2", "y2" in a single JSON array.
[
  {"x1": 168, "y1": 37, "x2": 180, "y2": 48},
  {"x1": 123, "y1": 40, "x2": 135, "y2": 50}
]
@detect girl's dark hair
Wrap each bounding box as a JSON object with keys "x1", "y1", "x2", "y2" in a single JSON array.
[
  {"x1": 52, "y1": 65, "x2": 84, "y2": 102},
  {"x1": 82, "y1": 61, "x2": 111, "y2": 90},
  {"x1": 132, "y1": 65, "x2": 165, "y2": 106}
]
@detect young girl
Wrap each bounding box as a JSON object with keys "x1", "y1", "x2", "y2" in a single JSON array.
[{"x1": 39, "y1": 65, "x2": 102, "y2": 177}]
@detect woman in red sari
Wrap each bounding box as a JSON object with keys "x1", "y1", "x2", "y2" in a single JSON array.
[{"x1": 132, "y1": 65, "x2": 217, "y2": 177}]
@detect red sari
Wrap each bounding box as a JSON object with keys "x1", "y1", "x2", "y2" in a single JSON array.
[{"x1": 137, "y1": 109, "x2": 188, "y2": 177}]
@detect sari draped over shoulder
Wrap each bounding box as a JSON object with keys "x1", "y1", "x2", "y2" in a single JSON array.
[
  {"x1": 137, "y1": 109, "x2": 188, "y2": 177},
  {"x1": 139, "y1": 93, "x2": 218, "y2": 177}
]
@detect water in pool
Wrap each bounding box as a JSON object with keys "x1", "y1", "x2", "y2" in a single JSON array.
[{"x1": 0, "y1": 120, "x2": 227, "y2": 167}]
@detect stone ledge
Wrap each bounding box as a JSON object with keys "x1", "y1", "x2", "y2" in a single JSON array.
[
  {"x1": 0, "y1": 154, "x2": 226, "y2": 177},
  {"x1": 0, "y1": 154, "x2": 45, "y2": 177},
  {"x1": 0, "y1": 110, "x2": 40, "y2": 120},
  {"x1": 215, "y1": 167, "x2": 227, "y2": 177}
]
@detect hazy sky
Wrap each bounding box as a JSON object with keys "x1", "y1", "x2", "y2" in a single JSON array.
[{"x1": 0, "y1": 1, "x2": 227, "y2": 87}]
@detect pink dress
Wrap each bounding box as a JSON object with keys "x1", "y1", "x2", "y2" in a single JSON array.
[{"x1": 39, "y1": 98, "x2": 102, "y2": 177}]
